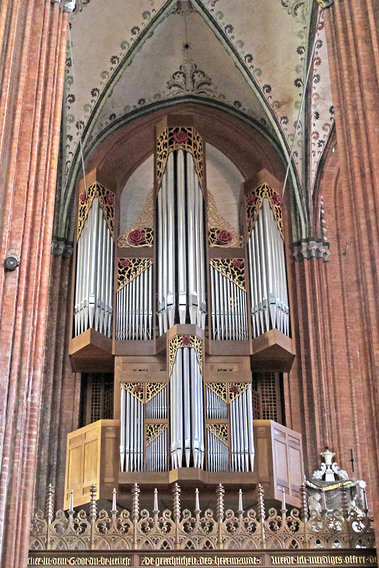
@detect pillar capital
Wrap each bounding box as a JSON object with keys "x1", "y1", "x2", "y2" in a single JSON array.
[{"x1": 292, "y1": 238, "x2": 330, "y2": 262}]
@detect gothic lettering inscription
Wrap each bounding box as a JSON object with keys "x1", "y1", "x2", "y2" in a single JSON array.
[
  {"x1": 28, "y1": 557, "x2": 131, "y2": 566},
  {"x1": 141, "y1": 557, "x2": 261, "y2": 566},
  {"x1": 269, "y1": 554, "x2": 378, "y2": 566},
  {"x1": 28, "y1": 552, "x2": 378, "y2": 568}
]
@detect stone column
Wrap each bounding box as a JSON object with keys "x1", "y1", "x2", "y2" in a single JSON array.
[
  {"x1": 0, "y1": 1, "x2": 72, "y2": 566},
  {"x1": 323, "y1": 0, "x2": 379, "y2": 528},
  {"x1": 34, "y1": 248, "x2": 81, "y2": 512}
]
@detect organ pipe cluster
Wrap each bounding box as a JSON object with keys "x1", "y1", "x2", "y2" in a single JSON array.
[
  {"x1": 120, "y1": 386, "x2": 144, "y2": 472},
  {"x1": 120, "y1": 384, "x2": 168, "y2": 473},
  {"x1": 210, "y1": 264, "x2": 248, "y2": 340},
  {"x1": 247, "y1": 198, "x2": 289, "y2": 337},
  {"x1": 157, "y1": 150, "x2": 207, "y2": 334},
  {"x1": 74, "y1": 194, "x2": 113, "y2": 338},
  {"x1": 116, "y1": 263, "x2": 153, "y2": 340},
  {"x1": 170, "y1": 346, "x2": 204, "y2": 469}
]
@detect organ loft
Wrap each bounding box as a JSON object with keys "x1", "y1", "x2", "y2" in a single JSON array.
[{"x1": 0, "y1": 0, "x2": 378, "y2": 566}]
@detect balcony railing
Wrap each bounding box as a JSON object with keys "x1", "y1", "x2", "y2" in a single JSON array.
[{"x1": 30, "y1": 482, "x2": 374, "y2": 551}]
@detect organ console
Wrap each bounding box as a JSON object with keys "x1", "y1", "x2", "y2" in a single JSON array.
[{"x1": 67, "y1": 114, "x2": 300, "y2": 508}]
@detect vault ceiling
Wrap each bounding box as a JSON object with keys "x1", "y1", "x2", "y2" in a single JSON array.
[{"x1": 59, "y1": 0, "x2": 334, "y2": 239}]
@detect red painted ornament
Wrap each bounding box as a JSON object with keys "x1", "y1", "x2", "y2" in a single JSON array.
[
  {"x1": 129, "y1": 228, "x2": 146, "y2": 245},
  {"x1": 272, "y1": 194, "x2": 281, "y2": 205},
  {"x1": 246, "y1": 193, "x2": 256, "y2": 205},
  {"x1": 182, "y1": 335, "x2": 191, "y2": 346},
  {"x1": 231, "y1": 384, "x2": 239, "y2": 393},
  {"x1": 217, "y1": 230, "x2": 233, "y2": 245},
  {"x1": 119, "y1": 258, "x2": 130, "y2": 268},
  {"x1": 79, "y1": 192, "x2": 87, "y2": 204},
  {"x1": 173, "y1": 130, "x2": 188, "y2": 144},
  {"x1": 134, "y1": 384, "x2": 142, "y2": 393},
  {"x1": 232, "y1": 259, "x2": 243, "y2": 269},
  {"x1": 106, "y1": 193, "x2": 115, "y2": 205}
]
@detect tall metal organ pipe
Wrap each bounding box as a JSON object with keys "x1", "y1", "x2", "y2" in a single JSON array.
[
  {"x1": 248, "y1": 198, "x2": 289, "y2": 337},
  {"x1": 74, "y1": 197, "x2": 113, "y2": 337},
  {"x1": 230, "y1": 386, "x2": 255, "y2": 472},
  {"x1": 120, "y1": 386, "x2": 144, "y2": 472}
]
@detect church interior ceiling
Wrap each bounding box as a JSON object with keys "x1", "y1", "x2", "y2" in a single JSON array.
[{"x1": 59, "y1": 0, "x2": 334, "y2": 240}]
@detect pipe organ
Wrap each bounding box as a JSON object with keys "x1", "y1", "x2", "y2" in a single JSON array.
[{"x1": 70, "y1": 117, "x2": 295, "y2": 494}]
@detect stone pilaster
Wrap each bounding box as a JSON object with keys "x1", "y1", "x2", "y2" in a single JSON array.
[
  {"x1": 323, "y1": 0, "x2": 379, "y2": 534},
  {"x1": 0, "y1": 1, "x2": 71, "y2": 566}
]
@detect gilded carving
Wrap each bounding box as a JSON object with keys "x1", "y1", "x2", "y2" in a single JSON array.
[
  {"x1": 207, "y1": 424, "x2": 228, "y2": 446},
  {"x1": 121, "y1": 382, "x2": 144, "y2": 402},
  {"x1": 77, "y1": 182, "x2": 115, "y2": 238},
  {"x1": 207, "y1": 382, "x2": 228, "y2": 403},
  {"x1": 146, "y1": 382, "x2": 166, "y2": 402},
  {"x1": 156, "y1": 127, "x2": 204, "y2": 192},
  {"x1": 229, "y1": 382, "x2": 251, "y2": 402},
  {"x1": 118, "y1": 190, "x2": 154, "y2": 248},
  {"x1": 245, "y1": 183, "x2": 283, "y2": 239},
  {"x1": 117, "y1": 258, "x2": 153, "y2": 291},
  {"x1": 169, "y1": 335, "x2": 203, "y2": 376},
  {"x1": 210, "y1": 258, "x2": 246, "y2": 291},
  {"x1": 208, "y1": 191, "x2": 244, "y2": 248},
  {"x1": 145, "y1": 424, "x2": 167, "y2": 447}
]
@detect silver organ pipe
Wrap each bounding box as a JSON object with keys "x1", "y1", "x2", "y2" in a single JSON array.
[
  {"x1": 120, "y1": 385, "x2": 144, "y2": 472},
  {"x1": 183, "y1": 347, "x2": 191, "y2": 467},
  {"x1": 74, "y1": 195, "x2": 114, "y2": 338},
  {"x1": 230, "y1": 385, "x2": 255, "y2": 472},
  {"x1": 207, "y1": 427, "x2": 229, "y2": 472},
  {"x1": 210, "y1": 263, "x2": 248, "y2": 341},
  {"x1": 248, "y1": 198, "x2": 289, "y2": 337},
  {"x1": 157, "y1": 150, "x2": 207, "y2": 333},
  {"x1": 116, "y1": 262, "x2": 153, "y2": 340},
  {"x1": 145, "y1": 426, "x2": 167, "y2": 472},
  {"x1": 206, "y1": 385, "x2": 228, "y2": 419},
  {"x1": 191, "y1": 348, "x2": 204, "y2": 468},
  {"x1": 170, "y1": 346, "x2": 205, "y2": 469},
  {"x1": 120, "y1": 387, "x2": 126, "y2": 472},
  {"x1": 145, "y1": 386, "x2": 167, "y2": 419},
  {"x1": 167, "y1": 153, "x2": 176, "y2": 329},
  {"x1": 170, "y1": 349, "x2": 183, "y2": 469}
]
